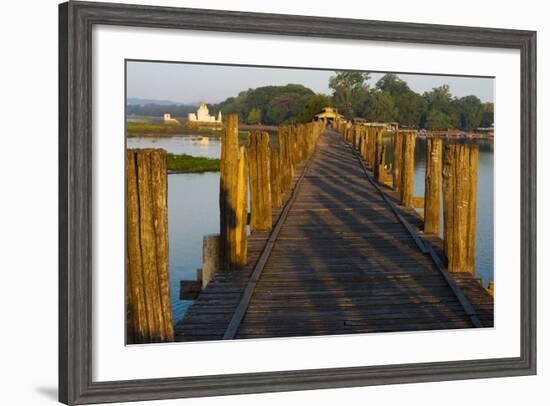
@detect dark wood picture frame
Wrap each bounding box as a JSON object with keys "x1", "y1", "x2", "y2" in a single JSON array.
[{"x1": 59, "y1": 1, "x2": 537, "y2": 404}]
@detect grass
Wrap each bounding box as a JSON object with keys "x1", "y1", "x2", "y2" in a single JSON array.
[
  {"x1": 127, "y1": 121, "x2": 267, "y2": 140},
  {"x1": 127, "y1": 121, "x2": 222, "y2": 137},
  {"x1": 166, "y1": 153, "x2": 220, "y2": 173}
]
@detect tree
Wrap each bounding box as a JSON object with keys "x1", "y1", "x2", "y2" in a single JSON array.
[
  {"x1": 329, "y1": 71, "x2": 371, "y2": 119},
  {"x1": 215, "y1": 84, "x2": 314, "y2": 124},
  {"x1": 480, "y1": 102, "x2": 494, "y2": 128},
  {"x1": 376, "y1": 74, "x2": 426, "y2": 127},
  {"x1": 247, "y1": 108, "x2": 262, "y2": 125},
  {"x1": 453, "y1": 95, "x2": 483, "y2": 130},
  {"x1": 294, "y1": 94, "x2": 332, "y2": 123},
  {"x1": 426, "y1": 109, "x2": 454, "y2": 130},
  {"x1": 265, "y1": 94, "x2": 305, "y2": 124},
  {"x1": 423, "y1": 85, "x2": 458, "y2": 129},
  {"x1": 363, "y1": 91, "x2": 397, "y2": 122}
]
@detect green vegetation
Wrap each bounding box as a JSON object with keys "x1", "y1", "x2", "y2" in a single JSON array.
[
  {"x1": 214, "y1": 84, "x2": 319, "y2": 125},
  {"x1": 294, "y1": 94, "x2": 333, "y2": 123},
  {"x1": 126, "y1": 122, "x2": 222, "y2": 137},
  {"x1": 166, "y1": 153, "x2": 220, "y2": 173},
  {"x1": 329, "y1": 71, "x2": 494, "y2": 130},
  {"x1": 128, "y1": 73, "x2": 493, "y2": 133},
  {"x1": 329, "y1": 71, "x2": 371, "y2": 119},
  {"x1": 247, "y1": 108, "x2": 262, "y2": 125}
]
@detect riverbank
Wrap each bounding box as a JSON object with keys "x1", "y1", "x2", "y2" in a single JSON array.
[
  {"x1": 127, "y1": 122, "x2": 223, "y2": 137},
  {"x1": 167, "y1": 153, "x2": 220, "y2": 173},
  {"x1": 127, "y1": 121, "x2": 279, "y2": 139}
]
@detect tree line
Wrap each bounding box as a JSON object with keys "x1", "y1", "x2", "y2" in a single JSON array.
[
  {"x1": 329, "y1": 72, "x2": 493, "y2": 130},
  {"x1": 127, "y1": 72, "x2": 493, "y2": 131}
]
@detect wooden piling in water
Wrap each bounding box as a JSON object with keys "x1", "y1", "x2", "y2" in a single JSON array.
[
  {"x1": 374, "y1": 128, "x2": 386, "y2": 183},
  {"x1": 270, "y1": 144, "x2": 283, "y2": 208},
  {"x1": 424, "y1": 138, "x2": 443, "y2": 235},
  {"x1": 220, "y1": 114, "x2": 248, "y2": 270},
  {"x1": 400, "y1": 131, "x2": 416, "y2": 208},
  {"x1": 235, "y1": 145, "x2": 248, "y2": 267},
  {"x1": 442, "y1": 143, "x2": 479, "y2": 274},
  {"x1": 278, "y1": 126, "x2": 293, "y2": 193},
  {"x1": 248, "y1": 131, "x2": 272, "y2": 231},
  {"x1": 126, "y1": 148, "x2": 173, "y2": 344},
  {"x1": 393, "y1": 132, "x2": 403, "y2": 192},
  {"x1": 368, "y1": 127, "x2": 377, "y2": 168},
  {"x1": 200, "y1": 235, "x2": 220, "y2": 289}
]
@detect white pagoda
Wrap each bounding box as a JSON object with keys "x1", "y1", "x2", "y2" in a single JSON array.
[{"x1": 187, "y1": 102, "x2": 222, "y2": 124}]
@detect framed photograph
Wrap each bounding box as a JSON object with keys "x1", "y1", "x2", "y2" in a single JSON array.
[{"x1": 59, "y1": 1, "x2": 536, "y2": 404}]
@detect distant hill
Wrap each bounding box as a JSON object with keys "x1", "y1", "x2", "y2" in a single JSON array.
[{"x1": 127, "y1": 98, "x2": 182, "y2": 106}]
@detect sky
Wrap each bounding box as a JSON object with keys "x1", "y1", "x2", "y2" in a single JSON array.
[{"x1": 126, "y1": 60, "x2": 494, "y2": 104}]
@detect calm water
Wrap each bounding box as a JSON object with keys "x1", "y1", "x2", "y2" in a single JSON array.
[
  {"x1": 127, "y1": 135, "x2": 494, "y2": 323},
  {"x1": 127, "y1": 136, "x2": 221, "y2": 321},
  {"x1": 384, "y1": 136, "x2": 494, "y2": 286}
]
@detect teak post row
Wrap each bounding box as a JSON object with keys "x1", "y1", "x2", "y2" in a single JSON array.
[
  {"x1": 220, "y1": 115, "x2": 324, "y2": 269},
  {"x1": 336, "y1": 123, "x2": 480, "y2": 277}
]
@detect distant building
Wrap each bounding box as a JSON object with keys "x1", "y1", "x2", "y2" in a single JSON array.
[
  {"x1": 314, "y1": 106, "x2": 343, "y2": 123},
  {"x1": 188, "y1": 103, "x2": 222, "y2": 124},
  {"x1": 163, "y1": 113, "x2": 180, "y2": 125}
]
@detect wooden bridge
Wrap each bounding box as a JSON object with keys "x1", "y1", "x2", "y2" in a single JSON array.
[{"x1": 174, "y1": 127, "x2": 493, "y2": 341}]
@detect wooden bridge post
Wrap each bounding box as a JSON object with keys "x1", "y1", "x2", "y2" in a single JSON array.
[
  {"x1": 270, "y1": 144, "x2": 283, "y2": 208},
  {"x1": 220, "y1": 114, "x2": 248, "y2": 270},
  {"x1": 353, "y1": 125, "x2": 361, "y2": 150},
  {"x1": 279, "y1": 126, "x2": 293, "y2": 193},
  {"x1": 443, "y1": 143, "x2": 479, "y2": 274},
  {"x1": 361, "y1": 127, "x2": 369, "y2": 161},
  {"x1": 424, "y1": 138, "x2": 443, "y2": 235},
  {"x1": 235, "y1": 145, "x2": 248, "y2": 267},
  {"x1": 289, "y1": 125, "x2": 299, "y2": 166},
  {"x1": 126, "y1": 148, "x2": 174, "y2": 344},
  {"x1": 200, "y1": 235, "x2": 220, "y2": 289},
  {"x1": 392, "y1": 132, "x2": 403, "y2": 192},
  {"x1": 368, "y1": 127, "x2": 376, "y2": 168},
  {"x1": 400, "y1": 131, "x2": 416, "y2": 207},
  {"x1": 373, "y1": 128, "x2": 386, "y2": 182},
  {"x1": 248, "y1": 131, "x2": 272, "y2": 231}
]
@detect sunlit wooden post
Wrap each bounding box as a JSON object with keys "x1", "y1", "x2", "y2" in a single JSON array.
[
  {"x1": 443, "y1": 143, "x2": 479, "y2": 274},
  {"x1": 235, "y1": 145, "x2": 248, "y2": 267},
  {"x1": 220, "y1": 114, "x2": 248, "y2": 270},
  {"x1": 400, "y1": 131, "x2": 416, "y2": 207},
  {"x1": 279, "y1": 126, "x2": 293, "y2": 193},
  {"x1": 126, "y1": 148, "x2": 173, "y2": 344},
  {"x1": 270, "y1": 144, "x2": 283, "y2": 208},
  {"x1": 200, "y1": 235, "x2": 220, "y2": 289},
  {"x1": 374, "y1": 128, "x2": 386, "y2": 183},
  {"x1": 248, "y1": 131, "x2": 272, "y2": 231},
  {"x1": 424, "y1": 138, "x2": 443, "y2": 235},
  {"x1": 353, "y1": 125, "x2": 361, "y2": 150},
  {"x1": 361, "y1": 127, "x2": 368, "y2": 161},
  {"x1": 368, "y1": 126, "x2": 376, "y2": 168},
  {"x1": 392, "y1": 132, "x2": 403, "y2": 192}
]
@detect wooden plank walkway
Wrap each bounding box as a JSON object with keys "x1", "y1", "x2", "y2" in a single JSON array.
[{"x1": 175, "y1": 129, "x2": 493, "y2": 341}]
